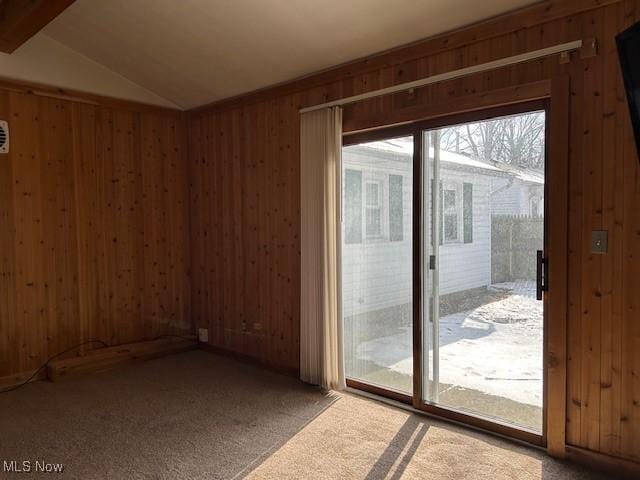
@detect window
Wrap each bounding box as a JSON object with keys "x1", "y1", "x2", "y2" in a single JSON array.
[
  {"x1": 438, "y1": 181, "x2": 473, "y2": 245},
  {"x1": 442, "y1": 183, "x2": 460, "y2": 243},
  {"x1": 365, "y1": 180, "x2": 383, "y2": 238},
  {"x1": 530, "y1": 196, "x2": 542, "y2": 217},
  {"x1": 343, "y1": 169, "x2": 404, "y2": 244}
]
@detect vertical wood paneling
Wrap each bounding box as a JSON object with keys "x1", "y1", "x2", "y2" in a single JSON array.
[
  {"x1": 599, "y1": 1, "x2": 626, "y2": 456},
  {"x1": 0, "y1": 90, "x2": 16, "y2": 375},
  {"x1": 620, "y1": 1, "x2": 640, "y2": 459},
  {"x1": 188, "y1": 0, "x2": 640, "y2": 462},
  {"x1": 0, "y1": 90, "x2": 191, "y2": 380},
  {"x1": 72, "y1": 102, "x2": 98, "y2": 350},
  {"x1": 110, "y1": 109, "x2": 143, "y2": 343},
  {"x1": 11, "y1": 93, "x2": 48, "y2": 371},
  {"x1": 566, "y1": 24, "x2": 586, "y2": 446},
  {"x1": 189, "y1": 96, "x2": 302, "y2": 372},
  {"x1": 579, "y1": 8, "x2": 605, "y2": 452},
  {"x1": 40, "y1": 98, "x2": 80, "y2": 358},
  {"x1": 140, "y1": 113, "x2": 191, "y2": 339}
]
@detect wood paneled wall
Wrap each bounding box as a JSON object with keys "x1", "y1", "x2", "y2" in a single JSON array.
[
  {"x1": 189, "y1": 99, "x2": 301, "y2": 373},
  {"x1": 0, "y1": 89, "x2": 191, "y2": 383},
  {"x1": 188, "y1": 0, "x2": 640, "y2": 463}
]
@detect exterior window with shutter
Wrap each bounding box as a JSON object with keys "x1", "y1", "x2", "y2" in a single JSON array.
[
  {"x1": 343, "y1": 168, "x2": 407, "y2": 244},
  {"x1": 438, "y1": 180, "x2": 473, "y2": 245}
]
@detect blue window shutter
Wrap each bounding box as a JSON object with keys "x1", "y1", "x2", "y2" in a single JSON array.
[
  {"x1": 344, "y1": 169, "x2": 362, "y2": 244},
  {"x1": 463, "y1": 182, "x2": 473, "y2": 244},
  {"x1": 439, "y1": 180, "x2": 443, "y2": 245},
  {"x1": 389, "y1": 174, "x2": 403, "y2": 241}
]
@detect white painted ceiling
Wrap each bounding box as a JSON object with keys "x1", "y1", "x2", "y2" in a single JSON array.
[{"x1": 39, "y1": 0, "x2": 539, "y2": 109}]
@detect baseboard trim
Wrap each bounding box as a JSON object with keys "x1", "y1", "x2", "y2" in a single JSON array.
[
  {"x1": 198, "y1": 343, "x2": 299, "y2": 378},
  {"x1": 565, "y1": 445, "x2": 640, "y2": 479},
  {"x1": 47, "y1": 336, "x2": 198, "y2": 381}
]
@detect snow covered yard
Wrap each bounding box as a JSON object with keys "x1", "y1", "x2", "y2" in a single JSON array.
[
  {"x1": 354, "y1": 281, "x2": 543, "y2": 427},
  {"x1": 439, "y1": 281, "x2": 543, "y2": 407}
]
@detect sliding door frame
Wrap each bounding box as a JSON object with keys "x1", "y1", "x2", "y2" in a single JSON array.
[{"x1": 342, "y1": 78, "x2": 569, "y2": 452}]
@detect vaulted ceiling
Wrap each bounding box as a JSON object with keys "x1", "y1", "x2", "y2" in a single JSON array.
[{"x1": 38, "y1": 0, "x2": 539, "y2": 109}]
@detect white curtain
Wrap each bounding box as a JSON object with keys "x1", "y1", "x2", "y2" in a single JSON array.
[{"x1": 300, "y1": 107, "x2": 345, "y2": 391}]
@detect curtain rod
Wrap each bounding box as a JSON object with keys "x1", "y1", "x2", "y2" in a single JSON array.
[{"x1": 300, "y1": 40, "x2": 583, "y2": 113}]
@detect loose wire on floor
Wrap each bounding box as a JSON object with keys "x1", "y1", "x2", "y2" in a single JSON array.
[
  {"x1": 0, "y1": 339, "x2": 108, "y2": 395},
  {"x1": 0, "y1": 333, "x2": 196, "y2": 395}
]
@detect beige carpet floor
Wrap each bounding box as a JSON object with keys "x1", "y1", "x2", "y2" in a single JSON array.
[{"x1": 0, "y1": 350, "x2": 607, "y2": 479}]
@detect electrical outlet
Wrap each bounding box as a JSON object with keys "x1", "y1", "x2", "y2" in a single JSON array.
[{"x1": 198, "y1": 328, "x2": 208, "y2": 343}]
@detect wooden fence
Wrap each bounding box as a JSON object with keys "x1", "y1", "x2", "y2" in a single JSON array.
[{"x1": 491, "y1": 214, "x2": 544, "y2": 284}]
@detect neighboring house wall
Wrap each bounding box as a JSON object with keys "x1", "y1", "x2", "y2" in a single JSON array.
[
  {"x1": 342, "y1": 146, "x2": 493, "y2": 317},
  {"x1": 491, "y1": 178, "x2": 544, "y2": 216},
  {"x1": 342, "y1": 148, "x2": 413, "y2": 317},
  {"x1": 491, "y1": 178, "x2": 522, "y2": 215},
  {"x1": 437, "y1": 169, "x2": 491, "y2": 296}
]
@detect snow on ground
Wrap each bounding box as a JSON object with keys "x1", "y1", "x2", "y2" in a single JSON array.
[{"x1": 357, "y1": 281, "x2": 543, "y2": 407}]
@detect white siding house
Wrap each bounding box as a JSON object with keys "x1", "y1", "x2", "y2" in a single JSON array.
[
  {"x1": 437, "y1": 168, "x2": 492, "y2": 296},
  {"x1": 342, "y1": 140, "x2": 511, "y2": 318},
  {"x1": 342, "y1": 144, "x2": 413, "y2": 317}
]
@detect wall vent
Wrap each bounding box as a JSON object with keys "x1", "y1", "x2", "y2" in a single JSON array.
[{"x1": 0, "y1": 121, "x2": 8, "y2": 154}]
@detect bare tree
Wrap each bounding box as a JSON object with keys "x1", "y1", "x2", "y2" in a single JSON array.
[{"x1": 440, "y1": 112, "x2": 545, "y2": 170}]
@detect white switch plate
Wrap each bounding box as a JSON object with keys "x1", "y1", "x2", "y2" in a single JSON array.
[
  {"x1": 591, "y1": 230, "x2": 608, "y2": 254},
  {"x1": 198, "y1": 328, "x2": 209, "y2": 342}
]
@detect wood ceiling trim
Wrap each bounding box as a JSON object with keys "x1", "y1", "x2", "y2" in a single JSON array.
[
  {"x1": 0, "y1": 0, "x2": 76, "y2": 53},
  {"x1": 0, "y1": 75, "x2": 183, "y2": 115}
]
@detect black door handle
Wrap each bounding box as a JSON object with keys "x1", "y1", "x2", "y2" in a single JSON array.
[{"x1": 536, "y1": 250, "x2": 548, "y2": 301}]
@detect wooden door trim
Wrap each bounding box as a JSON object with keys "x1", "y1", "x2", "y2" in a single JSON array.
[
  {"x1": 545, "y1": 74, "x2": 571, "y2": 457},
  {"x1": 345, "y1": 378, "x2": 413, "y2": 405},
  {"x1": 412, "y1": 122, "x2": 423, "y2": 410},
  {"x1": 416, "y1": 402, "x2": 545, "y2": 446},
  {"x1": 343, "y1": 80, "x2": 553, "y2": 134}
]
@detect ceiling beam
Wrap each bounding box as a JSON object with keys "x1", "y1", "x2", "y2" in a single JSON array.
[{"x1": 0, "y1": 0, "x2": 75, "y2": 53}]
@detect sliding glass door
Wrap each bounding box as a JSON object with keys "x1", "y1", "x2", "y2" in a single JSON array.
[
  {"x1": 342, "y1": 104, "x2": 548, "y2": 440},
  {"x1": 421, "y1": 110, "x2": 546, "y2": 434}
]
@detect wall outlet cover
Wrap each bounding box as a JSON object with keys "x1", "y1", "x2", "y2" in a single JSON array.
[{"x1": 198, "y1": 328, "x2": 209, "y2": 342}]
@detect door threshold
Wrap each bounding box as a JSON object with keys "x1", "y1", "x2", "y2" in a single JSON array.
[{"x1": 344, "y1": 386, "x2": 546, "y2": 453}]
